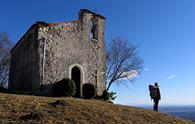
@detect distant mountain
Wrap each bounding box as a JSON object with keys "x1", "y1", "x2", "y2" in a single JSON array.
[
  {"x1": 140, "y1": 105, "x2": 195, "y2": 122},
  {"x1": 160, "y1": 105, "x2": 195, "y2": 122}
]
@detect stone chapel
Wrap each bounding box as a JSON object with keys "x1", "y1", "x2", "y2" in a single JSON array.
[{"x1": 9, "y1": 9, "x2": 106, "y2": 96}]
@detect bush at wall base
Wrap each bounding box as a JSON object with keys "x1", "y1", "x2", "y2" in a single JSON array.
[
  {"x1": 82, "y1": 83, "x2": 96, "y2": 99},
  {"x1": 53, "y1": 78, "x2": 76, "y2": 97}
]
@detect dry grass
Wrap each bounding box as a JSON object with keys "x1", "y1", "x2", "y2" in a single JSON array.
[{"x1": 0, "y1": 93, "x2": 194, "y2": 124}]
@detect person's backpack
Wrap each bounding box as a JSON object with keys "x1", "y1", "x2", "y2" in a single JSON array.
[{"x1": 149, "y1": 85, "x2": 158, "y2": 99}]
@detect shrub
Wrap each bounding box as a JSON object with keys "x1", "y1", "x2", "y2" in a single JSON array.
[
  {"x1": 101, "y1": 90, "x2": 109, "y2": 100},
  {"x1": 53, "y1": 78, "x2": 76, "y2": 97},
  {"x1": 82, "y1": 83, "x2": 96, "y2": 99},
  {"x1": 101, "y1": 90, "x2": 117, "y2": 101},
  {"x1": 0, "y1": 85, "x2": 9, "y2": 93}
]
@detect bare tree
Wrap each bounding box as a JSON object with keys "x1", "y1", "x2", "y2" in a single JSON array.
[
  {"x1": 0, "y1": 32, "x2": 13, "y2": 87},
  {"x1": 106, "y1": 37, "x2": 143, "y2": 91}
]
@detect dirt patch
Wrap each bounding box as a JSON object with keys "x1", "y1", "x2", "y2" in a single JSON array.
[
  {"x1": 19, "y1": 112, "x2": 43, "y2": 120},
  {"x1": 49, "y1": 100, "x2": 67, "y2": 107}
]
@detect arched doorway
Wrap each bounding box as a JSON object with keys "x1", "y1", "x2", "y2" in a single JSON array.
[{"x1": 71, "y1": 66, "x2": 81, "y2": 97}]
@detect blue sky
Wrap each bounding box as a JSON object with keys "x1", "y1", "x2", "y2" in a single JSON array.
[{"x1": 0, "y1": 0, "x2": 194, "y2": 105}]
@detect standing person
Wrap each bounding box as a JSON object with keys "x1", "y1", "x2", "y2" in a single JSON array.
[
  {"x1": 149, "y1": 82, "x2": 161, "y2": 111},
  {"x1": 153, "y1": 82, "x2": 161, "y2": 111}
]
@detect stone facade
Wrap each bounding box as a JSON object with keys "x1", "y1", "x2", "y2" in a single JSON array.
[{"x1": 9, "y1": 9, "x2": 106, "y2": 96}]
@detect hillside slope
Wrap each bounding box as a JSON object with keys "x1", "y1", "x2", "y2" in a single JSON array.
[{"x1": 0, "y1": 93, "x2": 193, "y2": 124}]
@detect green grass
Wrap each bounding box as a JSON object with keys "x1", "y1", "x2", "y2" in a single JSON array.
[{"x1": 0, "y1": 93, "x2": 194, "y2": 124}]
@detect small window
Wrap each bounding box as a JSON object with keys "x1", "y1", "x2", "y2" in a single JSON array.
[{"x1": 89, "y1": 20, "x2": 97, "y2": 40}]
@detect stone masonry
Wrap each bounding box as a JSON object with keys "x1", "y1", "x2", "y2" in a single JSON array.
[{"x1": 9, "y1": 9, "x2": 106, "y2": 96}]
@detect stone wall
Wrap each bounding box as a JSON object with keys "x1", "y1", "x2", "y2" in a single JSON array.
[
  {"x1": 79, "y1": 10, "x2": 106, "y2": 95},
  {"x1": 9, "y1": 27, "x2": 40, "y2": 94},
  {"x1": 37, "y1": 21, "x2": 84, "y2": 95}
]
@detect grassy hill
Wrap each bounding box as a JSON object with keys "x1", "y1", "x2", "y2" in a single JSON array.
[{"x1": 0, "y1": 93, "x2": 194, "y2": 124}]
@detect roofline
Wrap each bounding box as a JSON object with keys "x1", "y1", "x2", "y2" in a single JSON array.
[
  {"x1": 11, "y1": 9, "x2": 105, "y2": 53},
  {"x1": 11, "y1": 20, "x2": 80, "y2": 53},
  {"x1": 48, "y1": 20, "x2": 80, "y2": 27},
  {"x1": 11, "y1": 24, "x2": 38, "y2": 53},
  {"x1": 80, "y1": 9, "x2": 106, "y2": 19}
]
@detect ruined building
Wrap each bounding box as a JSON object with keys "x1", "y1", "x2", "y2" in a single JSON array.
[{"x1": 9, "y1": 9, "x2": 106, "y2": 96}]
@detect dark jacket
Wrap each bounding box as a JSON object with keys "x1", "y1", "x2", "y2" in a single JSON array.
[{"x1": 155, "y1": 86, "x2": 161, "y2": 100}]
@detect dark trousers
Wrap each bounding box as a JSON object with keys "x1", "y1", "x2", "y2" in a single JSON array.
[{"x1": 153, "y1": 99, "x2": 159, "y2": 111}]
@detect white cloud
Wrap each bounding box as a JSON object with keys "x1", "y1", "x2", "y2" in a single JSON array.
[
  {"x1": 167, "y1": 74, "x2": 176, "y2": 80},
  {"x1": 119, "y1": 70, "x2": 138, "y2": 80},
  {"x1": 144, "y1": 68, "x2": 149, "y2": 71}
]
